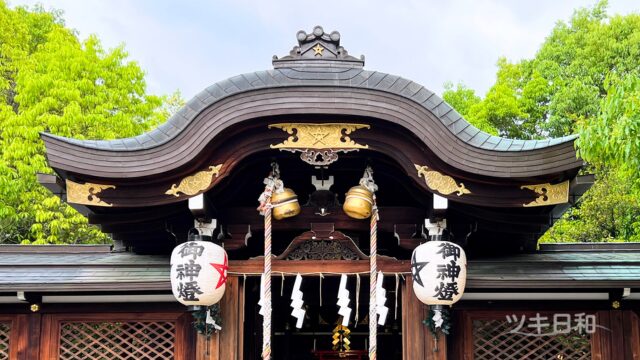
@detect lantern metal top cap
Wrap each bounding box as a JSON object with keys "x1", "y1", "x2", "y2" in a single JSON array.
[{"x1": 273, "y1": 26, "x2": 364, "y2": 69}]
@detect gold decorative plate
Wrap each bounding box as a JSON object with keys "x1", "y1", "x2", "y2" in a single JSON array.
[
  {"x1": 269, "y1": 123, "x2": 369, "y2": 150},
  {"x1": 521, "y1": 181, "x2": 569, "y2": 207},
  {"x1": 165, "y1": 164, "x2": 222, "y2": 197},
  {"x1": 414, "y1": 164, "x2": 470, "y2": 196},
  {"x1": 66, "y1": 180, "x2": 115, "y2": 207}
]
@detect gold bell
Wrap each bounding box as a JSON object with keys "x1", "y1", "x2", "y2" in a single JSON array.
[
  {"x1": 343, "y1": 185, "x2": 374, "y2": 219},
  {"x1": 271, "y1": 188, "x2": 301, "y2": 220}
]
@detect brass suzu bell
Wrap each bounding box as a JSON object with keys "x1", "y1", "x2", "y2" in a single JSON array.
[
  {"x1": 343, "y1": 185, "x2": 374, "y2": 219},
  {"x1": 271, "y1": 188, "x2": 301, "y2": 220}
]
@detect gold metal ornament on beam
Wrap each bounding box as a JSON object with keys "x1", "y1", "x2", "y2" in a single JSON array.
[
  {"x1": 269, "y1": 123, "x2": 370, "y2": 166},
  {"x1": 165, "y1": 164, "x2": 222, "y2": 197},
  {"x1": 65, "y1": 180, "x2": 115, "y2": 207},
  {"x1": 414, "y1": 164, "x2": 470, "y2": 196},
  {"x1": 270, "y1": 123, "x2": 369, "y2": 148},
  {"x1": 521, "y1": 180, "x2": 569, "y2": 207}
]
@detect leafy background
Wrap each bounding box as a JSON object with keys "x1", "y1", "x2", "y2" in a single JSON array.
[{"x1": 0, "y1": 0, "x2": 638, "y2": 244}]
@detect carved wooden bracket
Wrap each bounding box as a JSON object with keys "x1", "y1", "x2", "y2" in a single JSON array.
[
  {"x1": 277, "y1": 223, "x2": 368, "y2": 260},
  {"x1": 394, "y1": 224, "x2": 424, "y2": 250},
  {"x1": 219, "y1": 224, "x2": 252, "y2": 251}
]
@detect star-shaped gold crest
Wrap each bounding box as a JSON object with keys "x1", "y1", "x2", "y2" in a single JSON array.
[{"x1": 312, "y1": 44, "x2": 324, "y2": 56}]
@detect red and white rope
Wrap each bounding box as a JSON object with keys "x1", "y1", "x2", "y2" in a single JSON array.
[
  {"x1": 262, "y1": 204, "x2": 272, "y2": 359},
  {"x1": 257, "y1": 163, "x2": 280, "y2": 360},
  {"x1": 369, "y1": 206, "x2": 378, "y2": 360}
]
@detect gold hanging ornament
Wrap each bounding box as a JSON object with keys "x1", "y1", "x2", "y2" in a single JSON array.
[
  {"x1": 271, "y1": 187, "x2": 301, "y2": 220},
  {"x1": 257, "y1": 163, "x2": 301, "y2": 220},
  {"x1": 343, "y1": 166, "x2": 378, "y2": 219}
]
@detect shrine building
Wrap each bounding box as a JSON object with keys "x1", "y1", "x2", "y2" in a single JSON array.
[{"x1": 1, "y1": 26, "x2": 639, "y2": 360}]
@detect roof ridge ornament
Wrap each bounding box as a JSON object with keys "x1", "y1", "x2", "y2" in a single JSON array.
[{"x1": 272, "y1": 26, "x2": 364, "y2": 68}]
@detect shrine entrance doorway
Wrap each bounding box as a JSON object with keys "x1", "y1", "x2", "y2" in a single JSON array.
[{"x1": 242, "y1": 275, "x2": 403, "y2": 360}]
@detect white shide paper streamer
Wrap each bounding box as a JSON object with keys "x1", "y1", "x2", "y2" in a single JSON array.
[
  {"x1": 375, "y1": 271, "x2": 388, "y2": 326},
  {"x1": 290, "y1": 273, "x2": 305, "y2": 328},
  {"x1": 337, "y1": 274, "x2": 351, "y2": 327},
  {"x1": 258, "y1": 274, "x2": 265, "y2": 316}
]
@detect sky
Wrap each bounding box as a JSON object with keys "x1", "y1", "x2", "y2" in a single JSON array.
[{"x1": 9, "y1": 0, "x2": 640, "y2": 100}]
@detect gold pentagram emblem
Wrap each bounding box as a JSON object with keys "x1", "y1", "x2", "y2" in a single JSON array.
[
  {"x1": 312, "y1": 44, "x2": 324, "y2": 56},
  {"x1": 310, "y1": 130, "x2": 330, "y2": 145}
]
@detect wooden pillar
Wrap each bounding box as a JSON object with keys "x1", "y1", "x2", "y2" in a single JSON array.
[
  {"x1": 622, "y1": 310, "x2": 640, "y2": 360},
  {"x1": 610, "y1": 310, "x2": 625, "y2": 360},
  {"x1": 197, "y1": 276, "x2": 243, "y2": 360},
  {"x1": 0, "y1": 313, "x2": 42, "y2": 360},
  {"x1": 424, "y1": 309, "x2": 447, "y2": 360},
  {"x1": 402, "y1": 276, "x2": 447, "y2": 360},
  {"x1": 594, "y1": 310, "x2": 640, "y2": 360},
  {"x1": 196, "y1": 333, "x2": 220, "y2": 360}
]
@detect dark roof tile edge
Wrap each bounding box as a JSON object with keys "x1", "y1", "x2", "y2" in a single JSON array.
[
  {"x1": 40, "y1": 67, "x2": 578, "y2": 153},
  {"x1": 0, "y1": 244, "x2": 112, "y2": 253}
]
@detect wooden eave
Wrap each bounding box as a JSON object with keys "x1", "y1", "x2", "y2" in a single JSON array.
[{"x1": 2, "y1": 245, "x2": 639, "y2": 292}]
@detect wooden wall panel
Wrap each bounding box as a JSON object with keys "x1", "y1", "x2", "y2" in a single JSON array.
[
  {"x1": 196, "y1": 333, "x2": 220, "y2": 360},
  {"x1": 402, "y1": 276, "x2": 446, "y2": 360},
  {"x1": 623, "y1": 311, "x2": 640, "y2": 360},
  {"x1": 402, "y1": 277, "x2": 421, "y2": 359},
  {"x1": 219, "y1": 276, "x2": 242, "y2": 360},
  {"x1": 39, "y1": 312, "x2": 192, "y2": 360},
  {"x1": 610, "y1": 310, "x2": 625, "y2": 360},
  {"x1": 424, "y1": 307, "x2": 447, "y2": 360},
  {"x1": 594, "y1": 310, "x2": 640, "y2": 360}
]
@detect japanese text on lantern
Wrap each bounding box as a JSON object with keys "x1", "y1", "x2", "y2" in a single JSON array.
[
  {"x1": 175, "y1": 242, "x2": 205, "y2": 302},
  {"x1": 434, "y1": 243, "x2": 461, "y2": 301}
]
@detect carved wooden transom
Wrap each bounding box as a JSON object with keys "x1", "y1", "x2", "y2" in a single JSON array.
[{"x1": 277, "y1": 223, "x2": 368, "y2": 260}]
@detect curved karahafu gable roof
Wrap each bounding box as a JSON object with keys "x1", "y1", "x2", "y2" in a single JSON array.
[
  {"x1": 41, "y1": 26, "x2": 581, "y2": 180},
  {"x1": 44, "y1": 67, "x2": 577, "y2": 152},
  {"x1": 36, "y1": 27, "x2": 590, "y2": 253}
]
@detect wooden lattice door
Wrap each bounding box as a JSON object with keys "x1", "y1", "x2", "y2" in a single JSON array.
[
  {"x1": 459, "y1": 311, "x2": 594, "y2": 360},
  {"x1": 40, "y1": 312, "x2": 194, "y2": 360},
  {"x1": 472, "y1": 318, "x2": 591, "y2": 359},
  {"x1": 0, "y1": 317, "x2": 12, "y2": 360}
]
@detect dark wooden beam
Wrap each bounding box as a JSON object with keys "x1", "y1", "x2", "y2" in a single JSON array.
[
  {"x1": 37, "y1": 173, "x2": 92, "y2": 216},
  {"x1": 219, "y1": 224, "x2": 252, "y2": 250},
  {"x1": 88, "y1": 204, "x2": 188, "y2": 225},
  {"x1": 222, "y1": 206, "x2": 424, "y2": 233},
  {"x1": 229, "y1": 256, "x2": 409, "y2": 274}
]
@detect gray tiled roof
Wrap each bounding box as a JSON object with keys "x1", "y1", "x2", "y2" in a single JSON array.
[
  {"x1": 1, "y1": 246, "x2": 638, "y2": 292},
  {"x1": 41, "y1": 67, "x2": 577, "y2": 152}
]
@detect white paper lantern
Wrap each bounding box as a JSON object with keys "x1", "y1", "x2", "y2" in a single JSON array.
[
  {"x1": 170, "y1": 240, "x2": 228, "y2": 306},
  {"x1": 411, "y1": 241, "x2": 467, "y2": 306}
]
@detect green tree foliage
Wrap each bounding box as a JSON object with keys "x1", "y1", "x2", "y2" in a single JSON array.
[
  {"x1": 442, "y1": 82, "x2": 498, "y2": 135},
  {"x1": 444, "y1": 1, "x2": 640, "y2": 139},
  {"x1": 443, "y1": 1, "x2": 640, "y2": 242},
  {"x1": 540, "y1": 169, "x2": 640, "y2": 243},
  {"x1": 577, "y1": 75, "x2": 640, "y2": 187},
  {"x1": 0, "y1": 2, "x2": 176, "y2": 244}
]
